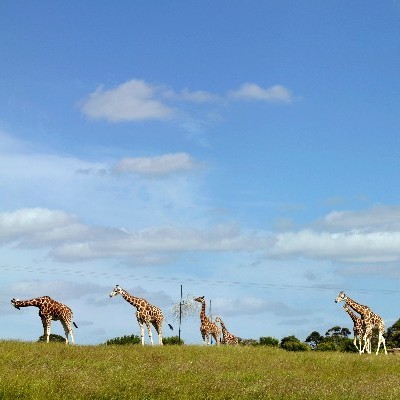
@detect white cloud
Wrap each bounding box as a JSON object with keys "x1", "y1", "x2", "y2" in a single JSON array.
[
  {"x1": 81, "y1": 79, "x2": 175, "y2": 122},
  {"x1": 213, "y1": 296, "x2": 301, "y2": 317},
  {"x1": 112, "y1": 153, "x2": 200, "y2": 177},
  {"x1": 51, "y1": 224, "x2": 272, "y2": 262},
  {"x1": 266, "y1": 205, "x2": 400, "y2": 263},
  {"x1": 0, "y1": 207, "x2": 272, "y2": 263},
  {"x1": 320, "y1": 205, "x2": 400, "y2": 232},
  {"x1": 228, "y1": 83, "x2": 294, "y2": 103},
  {"x1": 164, "y1": 88, "x2": 220, "y2": 103},
  {"x1": 0, "y1": 208, "x2": 77, "y2": 242},
  {"x1": 80, "y1": 79, "x2": 295, "y2": 123},
  {"x1": 269, "y1": 229, "x2": 400, "y2": 263}
]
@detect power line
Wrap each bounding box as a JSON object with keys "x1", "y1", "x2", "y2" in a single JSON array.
[{"x1": 1, "y1": 264, "x2": 400, "y2": 295}]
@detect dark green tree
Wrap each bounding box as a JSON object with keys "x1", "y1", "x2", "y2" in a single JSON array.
[
  {"x1": 162, "y1": 336, "x2": 184, "y2": 345},
  {"x1": 385, "y1": 318, "x2": 400, "y2": 349},
  {"x1": 280, "y1": 335, "x2": 309, "y2": 352},
  {"x1": 325, "y1": 326, "x2": 351, "y2": 338},
  {"x1": 320, "y1": 326, "x2": 355, "y2": 352},
  {"x1": 305, "y1": 326, "x2": 356, "y2": 352},
  {"x1": 305, "y1": 331, "x2": 324, "y2": 350},
  {"x1": 105, "y1": 334, "x2": 141, "y2": 345},
  {"x1": 259, "y1": 336, "x2": 279, "y2": 347},
  {"x1": 38, "y1": 334, "x2": 66, "y2": 343}
]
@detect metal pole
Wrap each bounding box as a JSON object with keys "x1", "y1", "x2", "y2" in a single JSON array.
[
  {"x1": 178, "y1": 284, "x2": 183, "y2": 344},
  {"x1": 209, "y1": 299, "x2": 213, "y2": 345}
]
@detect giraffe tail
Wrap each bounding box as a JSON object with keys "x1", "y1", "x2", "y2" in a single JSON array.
[
  {"x1": 73, "y1": 322, "x2": 78, "y2": 328},
  {"x1": 168, "y1": 323, "x2": 173, "y2": 330}
]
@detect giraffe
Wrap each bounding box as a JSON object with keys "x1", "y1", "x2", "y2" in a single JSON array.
[
  {"x1": 10, "y1": 296, "x2": 78, "y2": 344},
  {"x1": 109, "y1": 285, "x2": 173, "y2": 345},
  {"x1": 194, "y1": 296, "x2": 220, "y2": 345},
  {"x1": 342, "y1": 304, "x2": 369, "y2": 354},
  {"x1": 215, "y1": 316, "x2": 239, "y2": 345},
  {"x1": 335, "y1": 291, "x2": 387, "y2": 355}
]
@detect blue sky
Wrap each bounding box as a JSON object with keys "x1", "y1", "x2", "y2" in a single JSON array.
[{"x1": 1, "y1": 1, "x2": 400, "y2": 345}]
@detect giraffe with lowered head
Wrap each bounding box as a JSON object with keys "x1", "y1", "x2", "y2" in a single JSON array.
[
  {"x1": 109, "y1": 285, "x2": 173, "y2": 345},
  {"x1": 335, "y1": 291, "x2": 387, "y2": 355},
  {"x1": 194, "y1": 296, "x2": 220, "y2": 345},
  {"x1": 11, "y1": 296, "x2": 78, "y2": 344},
  {"x1": 215, "y1": 316, "x2": 239, "y2": 345}
]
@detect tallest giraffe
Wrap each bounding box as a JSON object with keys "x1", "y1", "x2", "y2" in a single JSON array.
[{"x1": 194, "y1": 296, "x2": 220, "y2": 345}]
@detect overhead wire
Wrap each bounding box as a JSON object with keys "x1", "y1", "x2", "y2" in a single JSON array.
[{"x1": 1, "y1": 264, "x2": 399, "y2": 295}]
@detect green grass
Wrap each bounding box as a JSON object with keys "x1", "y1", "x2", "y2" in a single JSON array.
[{"x1": 1, "y1": 341, "x2": 399, "y2": 399}]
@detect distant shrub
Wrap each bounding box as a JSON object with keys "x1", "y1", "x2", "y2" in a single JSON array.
[
  {"x1": 162, "y1": 336, "x2": 184, "y2": 345},
  {"x1": 238, "y1": 338, "x2": 259, "y2": 346},
  {"x1": 38, "y1": 334, "x2": 66, "y2": 343},
  {"x1": 315, "y1": 341, "x2": 337, "y2": 351},
  {"x1": 105, "y1": 335, "x2": 141, "y2": 345},
  {"x1": 280, "y1": 335, "x2": 309, "y2": 352},
  {"x1": 259, "y1": 336, "x2": 279, "y2": 347}
]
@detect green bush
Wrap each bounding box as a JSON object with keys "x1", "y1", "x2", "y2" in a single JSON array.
[
  {"x1": 259, "y1": 336, "x2": 279, "y2": 347},
  {"x1": 280, "y1": 335, "x2": 309, "y2": 352},
  {"x1": 105, "y1": 334, "x2": 141, "y2": 345},
  {"x1": 38, "y1": 334, "x2": 66, "y2": 343},
  {"x1": 238, "y1": 338, "x2": 259, "y2": 346},
  {"x1": 162, "y1": 336, "x2": 184, "y2": 345}
]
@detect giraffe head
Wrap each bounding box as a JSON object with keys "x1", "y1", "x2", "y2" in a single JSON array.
[
  {"x1": 109, "y1": 285, "x2": 123, "y2": 298},
  {"x1": 335, "y1": 291, "x2": 347, "y2": 303},
  {"x1": 11, "y1": 298, "x2": 20, "y2": 310},
  {"x1": 194, "y1": 296, "x2": 205, "y2": 304}
]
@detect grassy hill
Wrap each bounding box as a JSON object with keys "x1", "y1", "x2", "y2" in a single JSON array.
[{"x1": 1, "y1": 340, "x2": 399, "y2": 399}]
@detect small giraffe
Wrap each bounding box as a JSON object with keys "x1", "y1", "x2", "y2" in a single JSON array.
[
  {"x1": 335, "y1": 291, "x2": 387, "y2": 355},
  {"x1": 342, "y1": 304, "x2": 368, "y2": 353},
  {"x1": 215, "y1": 316, "x2": 239, "y2": 345},
  {"x1": 11, "y1": 296, "x2": 78, "y2": 344},
  {"x1": 194, "y1": 296, "x2": 220, "y2": 345},
  {"x1": 109, "y1": 285, "x2": 173, "y2": 345}
]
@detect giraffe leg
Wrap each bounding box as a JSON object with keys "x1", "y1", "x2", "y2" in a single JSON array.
[
  {"x1": 353, "y1": 336, "x2": 359, "y2": 353},
  {"x1": 146, "y1": 322, "x2": 153, "y2": 345},
  {"x1": 362, "y1": 336, "x2": 369, "y2": 354},
  {"x1": 61, "y1": 321, "x2": 69, "y2": 344},
  {"x1": 62, "y1": 321, "x2": 74, "y2": 345},
  {"x1": 358, "y1": 336, "x2": 362, "y2": 354},
  {"x1": 212, "y1": 332, "x2": 220, "y2": 346},
  {"x1": 138, "y1": 321, "x2": 145, "y2": 345},
  {"x1": 376, "y1": 331, "x2": 387, "y2": 355},
  {"x1": 206, "y1": 333, "x2": 211, "y2": 345},
  {"x1": 362, "y1": 329, "x2": 371, "y2": 354},
  {"x1": 69, "y1": 329, "x2": 75, "y2": 345},
  {"x1": 41, "y1": 316, "x2": 51, "y2": 343},
  {"x1": 157, "y1": 325, "x2": 163, "y2": 345}
]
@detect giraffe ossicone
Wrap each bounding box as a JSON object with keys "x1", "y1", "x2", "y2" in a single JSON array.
[{"x1": 109, "y1": 284, "x2": 173, "y2": 345}]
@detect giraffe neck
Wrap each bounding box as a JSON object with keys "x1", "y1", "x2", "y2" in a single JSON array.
[
  {"x1": 120, "y1": 289, "x2": 142, "y2": 308},
  {"x1": 14, "y1": 297, "x2": 44, "y2": 308},
  {"x1": 344, "y1": 306, "x2": 360, "y2": 323},
  {"x1": 199, "y1": 301, "x2": 209, "y2": 323},
  {"x1": 218, "y1": 319, "x2": 227, "y2": 333},
  {"x1": 345, "y1": 296, "x2": 370, "y2": 317}
]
